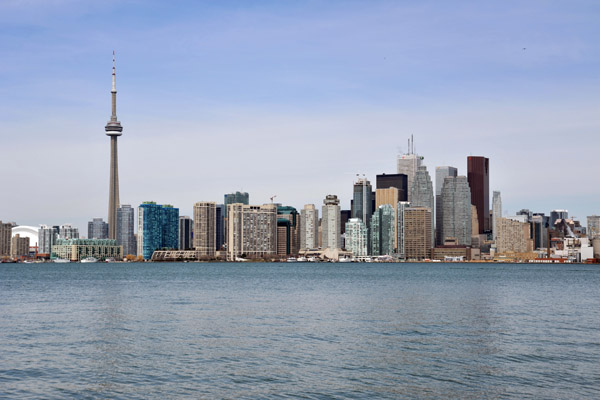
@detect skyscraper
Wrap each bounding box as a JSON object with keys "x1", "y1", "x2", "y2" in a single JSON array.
[
  {"x1": 59, "y1": 224, "x2": 79, "y2": 240},
  {"x1": 345, "y1": 218, "x2": 368, "y2": 257},
  {"x1": 397, "y1": 137, "x2": 422, "y2": 202},
  {"x1": 226, "y1": 203, "x2": 277, "y2": 260},
  {"x1": 352, "y1": 177, "x2": 373, "y2": 227},
  {"x1": 216, "y1": 204, "x2": 225, "y2": 251},
  {"x1": 0, "y1": 221, "x2": 15, "y2": 256},
  {"x1": 588, "y1": 215, "x2": 600, "y2": 239},
  {"x1": 193, "y1": 202, "x2": 216, "y2": 257},
  {"x1": 404, "y1": 207, "x2": 433, "y2": 260},
  {"x1": 376, "y1": 173, "x2": 408, "y2": 201},
  {"x1": 410, "y1": 165, "x2": 434, "y2": 245},
  {"x1": 88, "y1": 218, "x2": 109, "y2": 239},
  {"x1": 277, "y1": 206, "x2": 300, "y2": 256},
  {"x1": 321, "y1": 195, "x2": 341, "y2": 250},
  {"x1": 467, "y1": 156, "x2": 489, "y2": 234},
  {"x1": 116, "y1": 205, "x2": 136, "y2": 256},
  {"x1": 370, "y1": 204, "x2": 395, "y2": 256},
  {"x1": 137, "y1": 202, "x2": 179, "y2": 260},
  {"x1": 178, "y1": 216, "x2": 193, "y2": 250},
  {"x1": 105, "y1": 52, "x2": 123, "y2": 240},
  {"x1": 300, "y1": 204, "x2": 319, "y2": 250},
  {"x1": 396, "y1": 201, "x2": 410, "y2": 259},
  {"x1": 492, "y1": 191, "x2": 502, "y2": 241},
  {"x1": 550, "y1": 210, "x2": 568, "y2": 227},
  {"x1": 435, "y1": 166, "x2": 458, "y2": 245},
  {"x1": 38, "y1": 225, "x2": 58, "y2": 255},
  {"x1": 440, "y1": 176, "x2": 472, "y2": 246},
  {"x1": 223, "y1": 192, "x2": 249, "y2": 218}
]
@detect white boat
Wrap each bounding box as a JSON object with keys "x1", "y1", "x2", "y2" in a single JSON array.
[
  {"x1": 287, "y1": 257, "x2": 297, "y2": 262},
  {"x1": 53, "y1": 258, "x2": 71, "y2": 263},
  {"x1": 297, "y1": 256, "x2": 308, "y2": 262},
  {"x1": 339, "y1": 256, "x2": 353, "y2": 263},
  {"x1": 307, "y1": 256, "x2": 318, "y2": 262},
  {"x1": 81, "y1": 257, "x2": 98, "y2": 263}
]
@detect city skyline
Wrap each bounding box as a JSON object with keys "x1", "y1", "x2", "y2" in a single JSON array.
[{"x1": 1, "y1": 1, "x2": 599, "y2": 232}]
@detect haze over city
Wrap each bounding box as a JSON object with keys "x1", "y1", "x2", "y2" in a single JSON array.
[{"x1": 1, "y1": 0, "x2": 599, "y2": 232}]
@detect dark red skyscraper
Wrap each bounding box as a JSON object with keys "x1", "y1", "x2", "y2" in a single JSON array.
[{"x1": 467, "y1": 156, "x2": 489, "y2": 234}]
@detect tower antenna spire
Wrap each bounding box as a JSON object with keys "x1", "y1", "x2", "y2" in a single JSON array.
[{"x1": 106, "y1": 51, "x2": 123, "y2": 240}]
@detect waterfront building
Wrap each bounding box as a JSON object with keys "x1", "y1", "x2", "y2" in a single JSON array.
[
  {"x1": 404, "y1": 207, "x2": 433, "y2": 260},
  {"x1": 59, "y1": 224, "x2": 79, "y2": 240},
  {"x1": 223, "y1": 192, "x2": 249, "y2": 218},
  {"x1": 345, "y1": 218, "x2": 368, "y2": 257},
  {"x1": 88, "y1": 218, "x2": 108, "y2": 239},
  {"x1": 496, "y1": 217, "x2": 533, "y2": 254},
  {"x1": 194, "y1": 202, "x2": 216, "y2": 257},
  {"x1": 376, "y1": 173, "x2": 408, "y2": 201},
  {"x1": 10, "y1": 234, "x2": 30, "y2": 258},
  {"x1": 396, "y1": 201, "x2": 410, "y2": 259},
  {"x1": 300, "y1": 204, "x2": 319, "y2": 249},
  {"x1": 38, "y1": 225, "x2": 58, "y2": 255},
  {"x1": 376, "y1": 188, "x2": 401, "y2": 250},
  {"x1": 178, "y1": 216, "x2": 193, "y2": 250},
  {"x1": 137, "y1": 202, "x2": 179, "y2": 260},
  {"x1": 277, "y1": 206, "x2": 300, "y2": 256},
  {"x1": 11, "y1": 226, "x2": 38, "y2": 254},
  {"x1": 587, "y1": 215, "x2": 600, "y2": 239},
  {"x1": 532, "y1": 214, "x2": 549, "y2": 249},
  {"x1": 117, "y1": 205, "x2": 136, "y2": 256},
  {"x1": 371, "y1": 204, "x2": 395, "y2": 256},
  {"x1": 322, "y1": 195, "x2": 341, "y2": 250},
  {"x1": 492, "y1": 191, "x2": 502, "y2": 242},
  {"x1": 51, "y1": 239, "x2": 122, "y2": 262},
  {"x1": 551, "y1": 210, "x2": 569, "y2": 227},
  {"x1": 410, "y1": 166, "x2": 434, "y2": 245},
  {"x1": 467, "y1": 156, "x2": 490, "y2": 233},
  {"x1": 340, "y1": 210, "x2": 351, "y2": 235},
  {"x1": 105, "y1": 52, "x2": 123, "y2": 240},
  {"x1": 441, "y1": 176, "x2": 472, "y2": 246},
  {"x1": 352, "y1": 177, "x2": 373, "y2": 228},
  {"x1": 471, "y1": 205, "x2": 479, "y2": 240},
  {"x1": 0, "y1": 221, "x2": 14, "y2": 256},
  {"x1": 226, "y1": 203, "x2": 277, "y2": 260},
  {"x1": 216, "y1": 204, "x2": 225, "y2": 251},
  {"x1": 435, "y1": 166, "x2": 458, "y2": 245}
]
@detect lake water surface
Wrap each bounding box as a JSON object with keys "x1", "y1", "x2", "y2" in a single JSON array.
[{"x1": 1, "y1": 262, "x2": 599, "y2": 399}]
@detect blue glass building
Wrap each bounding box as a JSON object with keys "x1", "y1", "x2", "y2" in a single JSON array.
[{"x1": 138, "y1": 202, "x2": 179, "y2": 260}]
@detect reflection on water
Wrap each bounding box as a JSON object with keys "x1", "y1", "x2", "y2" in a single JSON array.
[{"x1": 1, "y1": 262, "x2": 599, "y2": 399}]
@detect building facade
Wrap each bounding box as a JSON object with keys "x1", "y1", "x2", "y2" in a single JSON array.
[
  {"x1": 277, "y1": 206, "x2": 300, "y2": 256},
  {"x1": 404, "y1": 207, "x2": 433, "y2": 260},
  {"x1": 352, "y1": 177, "x2": 373, "y2": 229},
  {"x1": 496, "y1": 217, "x2": 533, "y2": 254},
  {"x1": 88, "y1": 218, "x2": 109, "y2": 239},
  {"x1": 226, "y1": 204, "x2": 277, "y2": 260},
  {"x1": 397, "y1": 153, "x2": 422, "y2": 202},
  {"x1": 371, "y1": 204, "x2": 395, "y2": 256},
  {"x1": 467, "y1": 156, "x2": 490, "y2": 234},
  {"x1": 435, "y1": 166, "x2": 458, "y2": 245},
  {"x1": 137, "y1": 202, "x2": 179, "y2": 260},
  {"x1": 396, "y1": 201, "x2": 410, "y2": 259},
  {"x1": 345, "y1": 218, "x2": 368, "y2": 257},
  {"x1": 587, "y1": 215, "x2": 600, "y2": 239},
  {"x1": 321, "y1": 195, "x2": 341, "y2": 250},
  {"x1": 194, "y1": 202, "x2": 216, "y2": 257},
  {"x1": 59, "y1": 224, "x2": 79, "y2": 240},
  {"x1": 300, "y1": 204, "x2": 319, "y2": 250},
  {"x1": 440, "y1": 176, "x2": 472, "y2": 246},
  {"x1": 0, "y1": 221, "x2": 14, "y2": 256},
  {"x1": 178, "y1": 216, "x2": 193, "y2": 250},
  {"x1": 223, "y1": 192, "x2": 249, "y2": 218},
  {"x1": 492, "y1": 191, "x2": 502, "y2": 242},
  {"x1": 410, "y1": 165, "x2": 434, "y2": 245},
  {"x1": 376, "y1": 173, "x2": 408, "y2": 201},
  {"x1": 51, "y1": 239, "x2": 123, "y2": 261},
  {"x1": 38, "y1": 225, "x2": 58, "y2": 255},
  {"x1": 10, "y1": 234, "x2": 30, "y2": 258},
  {"x1": 216, "y1": 204, "x2": 225, "y2": 251},
  {"x1": 116, "y1": 205, "x2": 136, "y2": 256}
]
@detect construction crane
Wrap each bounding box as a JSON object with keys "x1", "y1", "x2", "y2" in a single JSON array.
[{"x1": 270, "y1": 195, "x2": 277, "y2": 203}]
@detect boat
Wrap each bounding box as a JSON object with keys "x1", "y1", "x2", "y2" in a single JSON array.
[
  {"x1": 287, "y1": 257, "x2": 297, "y2": 262},
  {"x1": 297, "y1": 256, "x2": 308, "y2": 262},
  {"x1": 81, "y1": 257, "x2": 98, "y2": 263},
  {"x1": 307, "y1": 256, "x2": 318, "y2": 262},
  {"x1": 339, "y1": 256, "x2": 353, "y2": 263},
  {"x1": 53, "y1": 258, "x2": 71, "y2": 263}
]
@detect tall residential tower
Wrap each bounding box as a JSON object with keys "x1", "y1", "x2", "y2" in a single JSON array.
[{"x1": 105, "y1": 52, "x2": 123, "y2": 240}]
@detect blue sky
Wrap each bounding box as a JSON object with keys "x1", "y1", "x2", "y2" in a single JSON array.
[{"x1": 1, "y1": 0, "x2": 599, "y2": 232}]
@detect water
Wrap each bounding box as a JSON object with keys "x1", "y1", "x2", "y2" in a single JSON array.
[{"x1": 1, "y1": 262, "x2": 599, "y2": 399}]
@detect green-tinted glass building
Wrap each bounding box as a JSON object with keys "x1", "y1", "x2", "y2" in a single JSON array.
[
  {"x1": 370, "y1": 204, "x2": 395, "y2": 256},
  {"x1": 138, "y1": 202, "x2": 179, "y2": 260}
]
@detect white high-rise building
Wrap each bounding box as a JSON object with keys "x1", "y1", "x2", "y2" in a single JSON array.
[
  {"x1": 194, "y1": 202, "x2": 217, "y2": 257},
  {"x1": 492, "y1": 191, "x2": 502, "y2": 242},
  {"x1": 38, "y1": 225, "x2": 58, "y2": 255},
  {"x1": 588, "y1": 215, "x2": 600, "y2": 239},
  {"x1": 345, "y1": 218, "x2": 368, "y2": 257},
  {"x1": 59, "y1": 224, "x2": 79, "y2": 240},
  {"x1": 397, "y1": 154, "x2": 422, "y2": 202},
  {"x1": 300, "y1": 204, "x2": 319, "y2": 250},
  {"x1": 321, "y1": 195, "x2": 341, "y2": 250},
  {"x1": 226, "y1": 203, "x2": 277, "y2": 260}
]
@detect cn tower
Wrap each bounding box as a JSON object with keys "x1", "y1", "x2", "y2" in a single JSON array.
[{"x1": 105, "y1": 51, "x2": 123, "y2": 240}]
